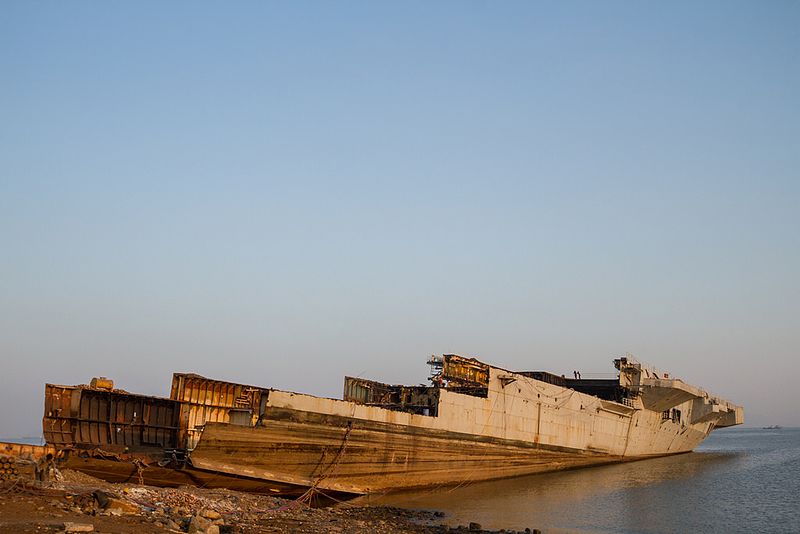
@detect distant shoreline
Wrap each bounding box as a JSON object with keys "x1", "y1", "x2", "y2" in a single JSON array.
[{"x1": 0, "y1": 437, "x2": 45, "y2": 446}]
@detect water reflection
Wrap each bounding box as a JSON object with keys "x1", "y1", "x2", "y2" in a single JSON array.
[
  {"x1": 362, "y1": 451, "x2": 742, "y2": 532},
  {"x1": 360, "y1": 429, "x2": 800, "y2": 533}
]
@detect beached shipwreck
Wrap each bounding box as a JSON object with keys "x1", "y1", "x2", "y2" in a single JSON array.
[{"x1": 43, "y1": 354, "x2": 743, "y2": 497}]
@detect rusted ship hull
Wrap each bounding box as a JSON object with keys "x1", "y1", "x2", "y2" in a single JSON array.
[
  {"x1": 58, "y1": 453, "x2": 334, "y2": 497},
  {"x1": 43, "y1": 354, "x2": 743, "y2": 496},
  {"x1": 190, "y1": 407, "x2": 627, "y2": 494}
]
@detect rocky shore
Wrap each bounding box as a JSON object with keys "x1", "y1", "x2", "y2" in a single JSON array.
[{"x1": 0, "y1": 459, "x2": 540, "y2": 534}]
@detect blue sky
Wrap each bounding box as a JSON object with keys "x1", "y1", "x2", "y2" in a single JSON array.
[{"x1": 1, "y1": 1, "x2": 798, "y2": 434}]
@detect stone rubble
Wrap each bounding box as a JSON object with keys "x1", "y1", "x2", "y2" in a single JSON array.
[{"x1": 0, "y1": 467, "x2": 542, "y2": 534}]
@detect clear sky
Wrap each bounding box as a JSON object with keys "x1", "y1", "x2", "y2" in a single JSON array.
[{"x1": 1, "y1": 2, "x2": 798, "y2": 436}]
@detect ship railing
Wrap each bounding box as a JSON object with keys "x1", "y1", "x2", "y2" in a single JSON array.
[
  {"x1": 622, "y1": 354, "x2": 675, "y2": 381},
  {"x1": 575, "y1": 372, "x2": 619, "y2": 380}
]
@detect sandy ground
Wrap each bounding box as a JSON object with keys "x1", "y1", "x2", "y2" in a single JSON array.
[{"x1": 0, "y1": 466, "x2": 537, "y2": 534}]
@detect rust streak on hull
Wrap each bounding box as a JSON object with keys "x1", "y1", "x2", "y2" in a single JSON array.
[{"x1": 190, "y1": 408, "x2": 632, "y2": 494}]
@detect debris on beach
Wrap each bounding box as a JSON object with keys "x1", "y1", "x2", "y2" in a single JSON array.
[{"x1": 0, "y1": 463, "x2": 539, "y2": 534}]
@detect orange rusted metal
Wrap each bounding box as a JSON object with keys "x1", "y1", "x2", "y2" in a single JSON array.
[
  {"x1": 169, "y1": 373, "x2": 269, "y2": 449},
  {"x1": 0, "y1": 441, "x2": 57, "y2": 461},
  {"x1": 441, "y1": 354, "x2": 490, "y2": 387},
  {"x1": 43, "y1": 384, "x2": 180, "y2": 452}
]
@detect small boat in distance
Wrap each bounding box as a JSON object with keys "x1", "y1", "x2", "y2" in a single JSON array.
[{"x1": 762, "y1": 425, "x2": 782, "y2": 430}]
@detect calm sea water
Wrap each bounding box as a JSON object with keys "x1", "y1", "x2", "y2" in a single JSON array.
[{"x1": 366, "y1": 428, "x2": 800, "y2": 534}]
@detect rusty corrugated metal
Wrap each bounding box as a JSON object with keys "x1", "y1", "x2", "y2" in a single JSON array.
[
  {"x1": 42, "y1": 384, "x2": 180, "y2": 452},
  {"x1": 169, "y1": 373, "x2": 269, "y2": 449}
]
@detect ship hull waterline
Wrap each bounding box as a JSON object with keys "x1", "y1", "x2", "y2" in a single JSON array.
[{"x1": 187, "y1": 407, "x2": 691, "y2": 496}]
